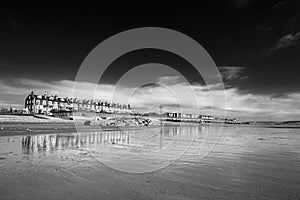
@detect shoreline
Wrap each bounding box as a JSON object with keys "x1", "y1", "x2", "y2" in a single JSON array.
[
  {"x1": 0, "y1": 121, "x2": 202, "y2": 137},
  {"x1": 1, "y1": 122, "x2": 299, "y2": 137},
  {"x1": 0, "y1": 114, "x2": 299, "y2": 137}
]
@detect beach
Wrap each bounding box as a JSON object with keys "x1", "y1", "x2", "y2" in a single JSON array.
[{"x1": 0, "y1": 117, "x2": 299, "y2": 200}]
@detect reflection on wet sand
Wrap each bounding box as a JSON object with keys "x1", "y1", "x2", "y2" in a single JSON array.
[
  {"x1": 21, "y1": 125, "x2": 206, "y2": 155},
  {"x1": 22, "y1": 131, "x2": 130, "y2": 155}
]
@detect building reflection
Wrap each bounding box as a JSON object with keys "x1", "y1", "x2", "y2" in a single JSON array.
[
  {"x1": 164, "y1": 125, "x2": 202, "y2": 137},
  {"x1": 22, "y1": 131, "x2": 130, "y2": 155},
  {"x1": 21, "y1": 125, "x2": 205, "y2": 155}
]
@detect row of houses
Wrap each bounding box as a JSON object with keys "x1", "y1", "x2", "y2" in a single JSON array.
[
  {"x1": 166, "y1": 112, "x2": 215, "y2": 120},
  {"x1": 24, "y1": 91, "x2": 132, "y2": 115}
]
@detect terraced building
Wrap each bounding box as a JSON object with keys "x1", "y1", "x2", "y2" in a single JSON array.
[{"x1": 24, "y1": 91, "x2": 132, "y2": 115}]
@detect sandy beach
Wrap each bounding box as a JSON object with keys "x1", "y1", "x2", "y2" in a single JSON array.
[{"x1": 0, "y1": 120, "x2": 299, "y2": 200}]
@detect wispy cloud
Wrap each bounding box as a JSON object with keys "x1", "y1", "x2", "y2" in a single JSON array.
[
  {"x1": 157, "y1": 76, "x2": 182, "y2": 85},
  {"x1": 0, "y1": 77, "x2": 299, "y2": 121},
  {"x1": 0, "y1": 78, "x2": 115, "y2": 100},
  {"x1": 218, "y1": 66, "x2": 247, "y2": 81},
  {"x1": 0, "y1": 99, "x2": 21, "y2": 108},
  {"x1": 270, "y1": 32, "x2": 300, "y2": 52}
]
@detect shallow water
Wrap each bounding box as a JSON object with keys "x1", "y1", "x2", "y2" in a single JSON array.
[{"x1": 0, "y1": 125, "x2": 299, "y2": 199}]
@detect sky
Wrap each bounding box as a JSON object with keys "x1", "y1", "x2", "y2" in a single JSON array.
[{"x1": 0, "y1": 1, "x2": 299, "y2": 121}]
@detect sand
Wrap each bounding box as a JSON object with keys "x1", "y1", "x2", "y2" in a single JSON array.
[{"x1": 0, "y1": 123, "x2": 299, "y2": 200}]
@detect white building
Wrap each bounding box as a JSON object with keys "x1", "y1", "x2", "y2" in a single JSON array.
[{"x1": 24, "y1": 91, "x2": 132, "y2": 115}]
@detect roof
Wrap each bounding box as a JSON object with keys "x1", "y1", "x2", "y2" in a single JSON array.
[{"x1": 25, "y1": 92, "x2": 131, "y2": 108}]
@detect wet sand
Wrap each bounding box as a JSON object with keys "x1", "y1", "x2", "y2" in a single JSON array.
[{"x1": 0, "y1": 124, "x2": 299, "y2": 200}]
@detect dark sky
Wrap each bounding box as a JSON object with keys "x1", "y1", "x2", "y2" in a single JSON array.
[{"x1": 0, "y1": 0, "x2": 300, "y2": 96}]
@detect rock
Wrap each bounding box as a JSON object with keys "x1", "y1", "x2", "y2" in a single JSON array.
[
  {"x1": 94, "y1": 117, "x2": 101, "y2": 121},
  {"x1": 84, "y1": 120, "x2": 92, "y2": 125}
]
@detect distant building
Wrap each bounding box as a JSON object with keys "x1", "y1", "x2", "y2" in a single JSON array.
[
  {"x1": 0, "y1": 107, "x2": 9, "y2": 113},
  {"x1": 24, "y1": 91, "x2": 132, "y2": 115},
  {"x1": 166, "y1": 112, "x2": 182, "y2": 118},
  {"x1": 167, "y1": 112, "x2": 202, "y2": 119},
  {"x1": 199, "y1": 115, "x2": 215, "y2": 120}
]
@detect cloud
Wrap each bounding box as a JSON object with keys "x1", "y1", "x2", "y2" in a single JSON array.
[
  {"x1": 0, "y1": 99, "x2": 21, "y2": 108},
  {"x1": 270, "y1": 32, "x2": 300, "y2": 51},
  {"x1": 0, "y1": 77, "x2": 299, "y2": 121},
  {"x1": 218, "y1": 66, "x2": 247, "y2": 81},
  {"x1": 157, "y1": 76, "x2": 182, "y2": 85},
  {"x1": 0, "y1": 78, "x2": 116, "y2": 108},
  {"x1": 224, "y1": 88, "x2": 300, "y2": 120}
]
